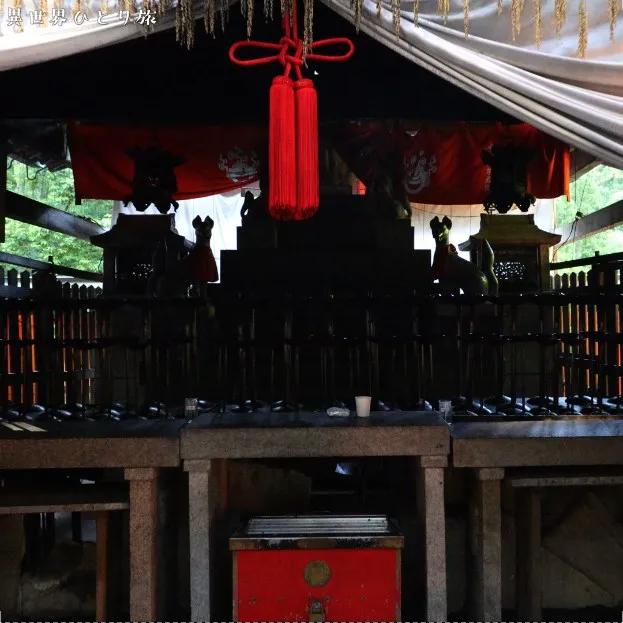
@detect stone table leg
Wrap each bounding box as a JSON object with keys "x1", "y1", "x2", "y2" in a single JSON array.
[
  {"x1": 185, "y1": 459, "x2": 216, "y2": 622},
  {"x1": 124, "y1": 467, "x2": 159, "y2": 621},
  {"x1": 95, "y1": 511, "x2": 109, "y2": 622},
  {"x1": 516, "y1": 487, "x2": 542, "y2": 621},
  {"x1": 416, "y1": 455, "x2": 447, "y2": 623},
  {"x1": 469, "y1": 467, "x2": 504, "y2": 622}
]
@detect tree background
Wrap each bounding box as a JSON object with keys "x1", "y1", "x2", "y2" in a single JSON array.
[
  {"x1": 553, "y1": 164, "x2": 623, "y2": 264},
  {"x1": 1, "y1": 159, "x2": 112, "y2": 273},
  {"x1": 1, "y1": 157, "x2": 622, "y2": 274}
]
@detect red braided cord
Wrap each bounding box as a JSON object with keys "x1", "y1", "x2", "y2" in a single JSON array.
[{"x1": 229, "y1": 3, "x2": 354, "y2": 78}]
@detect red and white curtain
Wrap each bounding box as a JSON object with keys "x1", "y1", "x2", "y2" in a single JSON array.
[{"x1": 68, "y1": 121, "x2": 266, "y2": 202}]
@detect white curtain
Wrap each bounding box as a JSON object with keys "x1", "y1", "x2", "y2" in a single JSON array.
[
  {"x1": 323, "y1": 0, "x2": 623, "y2": 168},
  {"x1": 4, "y1": 0, "x2": 623, "y2": 168},
  {"x1": 113, "y1": 189, "x2": 256, "y2": 281},
  {"x1": 111, "y1": 192, "x2": 554, "y2": 270},
  {"x1": 0, "y1": 0, "x2": 204, "y2": 71}
]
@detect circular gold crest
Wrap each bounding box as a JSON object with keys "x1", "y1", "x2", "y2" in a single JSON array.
[{"x1": 303, "y1": 560, "x2": 332, "y2": 587}]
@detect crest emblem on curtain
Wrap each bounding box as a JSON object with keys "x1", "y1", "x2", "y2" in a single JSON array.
[
  {"x1": 403, "y1": 151, "x2": 438, "y2": 195},
  {"x1": 218, "y1": 147, "x2": 259, "y2": 183}
]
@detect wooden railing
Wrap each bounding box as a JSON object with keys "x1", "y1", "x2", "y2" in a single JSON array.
[
  {"x1": 1, "y1": 254, "x2": 103, "y2": 405},
  {"x1": 550, "y1": 251, "x2": 623, "y2": 291},
  {"x1": 0, "y1": 252, "x2": 103, "y2": 298},
  {"x1": 2, "y1": 293, "x2": 623, "y2": 416},
  {"x1": 549, "y1": 251, "x2": 623, "y2": 400}
]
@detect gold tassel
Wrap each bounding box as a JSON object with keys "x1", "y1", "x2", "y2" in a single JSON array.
[
  {"x1": 376, "y1": 0, "x2": 381, "y2": 17},
  {"x1": 554, "y1": 0, "x2": 567, "y2": 36},
  {"x1": 437, "y1": 0, "x2": 449, "y2": 24},
  {"x1": 13, "y1": 0, "x2": 23, "y2": 31},
  {"x1": 608, "y1": 0, "x2": 617, "y2": 43},
  {"x1": 353, "y1": 0, "x2": 362, "y2": 32},
  {"x1": 413, "y1": 0, "x2": 418, "y2": 25},
  {"x1": 511, "y1": 0, "x2": 524, "y2": 40},
  {"x1": 221, "y1": 0, "x2": 229, "y2": 31},
  {"x1": 204, "y1": 0, "x2": 215, "y2": 35},
  {"x1": 101, "y1": 0, "x2": 107, "y2": 14},
  {"x1": 176, "y1": 0, "x2": 194, "y2": 49},
  {"x1": 392, "y1": 0, "x2": 400, "y2": 34},
  {"x1": 71, "y1": 0, "x2": 79, "y2": 20},
  {"x1": 577, "y1": 0, "x2": 587, "y2": 58},
  {"x1": 497, "y1": 0, "x2": 502, "y2": 14},
  {"x1": 40, "y1": 0, "x2": 48, "y2": 26},
  {"x1": 246, "y1": 0, "x2": 253, "y2": 36},
  {"x1": 303, "y1": 0, "x2": 313, "y2": 57},
  {"x1": 532, "y1": 0, "x2": 541, "y2": 47},
  {"x1": 463, "y1": 0, "x2": 469, "y2": 37}
]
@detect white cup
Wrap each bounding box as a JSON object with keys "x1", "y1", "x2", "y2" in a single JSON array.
[
  {"x1": 355, "y1": 395, "x2": 372, "y2": 418},
  {"x1": 439, "y1": 400, "x2": 452, "y2": 414},
  {"x1": 439, "y1": 399, "x2": 452, "y2": 424}
]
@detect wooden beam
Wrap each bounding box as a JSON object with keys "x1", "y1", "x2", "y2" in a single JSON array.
[
  {"x1": 0, "y1": 145, "x2": 6, "y2": 244},
  {"x1": 555, "y1": 200, "x2": 623, "y2": 248},
  {"x1": 6, "y1": 191, "x2": 104, "y2": 240},
  {"x1": 571, "y1": 150, "x2": 600, "y2": 180},
  {"x1": 0, "y1": 251, "x2": 103, "y2": 281},
  {"x1": 551, "y1": 250, "x2": 623, "y2": 271}
]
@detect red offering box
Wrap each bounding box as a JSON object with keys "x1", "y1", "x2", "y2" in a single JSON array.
[{"x1": 230, "y1": 515, "x2": 403, "y2": 622}]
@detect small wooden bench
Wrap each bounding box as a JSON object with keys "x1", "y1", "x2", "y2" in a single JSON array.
[
  {"x1": 0, "y1": 483, "x2": 129, "y2": 621},
  {"x1": 508, "y1": 467, "x2": 623, "y2": 621}
]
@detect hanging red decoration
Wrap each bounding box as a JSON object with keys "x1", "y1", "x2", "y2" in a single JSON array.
[
  {"x1": 229, "y1": 5, "x2": 354, "y2": 220},
  {"x1": 268, "y1": 75, "x2": 297, "y2": 217},
  {"x1": 294, "y1": 78, "x2": 319, "y2": 217}
]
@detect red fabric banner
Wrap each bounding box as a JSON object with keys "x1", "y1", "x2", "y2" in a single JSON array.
[
  {"x1": 334, "y1": 122, "x2": 570, "y2": 204},
  {"x1": 69, "y1": 121, "x2": 569, "y2": 205},
  {"x1": 68, "y1": 122, "x2": 266, "y2": 202}
]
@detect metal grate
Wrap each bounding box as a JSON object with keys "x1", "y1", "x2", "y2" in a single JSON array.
[{"x1": 245, "y1": 515, "x2": 392, "y2": 536}]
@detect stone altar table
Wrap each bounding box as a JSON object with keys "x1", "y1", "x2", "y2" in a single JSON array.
[
  {"x1": 452, "y1": 419, "x2": 623, "y2": 622},
  {"x1": 0, "y1": 418, "x2": 183, "y2": 621},
  {"x1": 181, "y1": 410, "x2": 450, "y2": 623}
]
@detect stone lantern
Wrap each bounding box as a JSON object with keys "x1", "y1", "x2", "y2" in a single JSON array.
[
  {"x1": 459, "y1": 213, "x2": 561, "y2": 293},
  {"x1": 91, "y1": 213, "x2": 189, "y2": 296}
]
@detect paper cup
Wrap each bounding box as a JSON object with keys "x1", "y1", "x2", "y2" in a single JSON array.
[
  {"x1": 439, "y1": 400, "x2": 452, "y2": 414},
  {"x1": 439, "y1": 399, "x2": 452, "y2": 424},
  {"x1": 355, "y1": 395, "x2": 372, "y2": 418}
]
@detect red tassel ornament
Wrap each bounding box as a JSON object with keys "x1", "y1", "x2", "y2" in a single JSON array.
[
  {"x1": 294, "y1": 78, "x2": 319, "y2": 218},
  {"x1": 269, "y1": 75, "x2": 297, "y2": 218},
  {"x1": 230, "y1": 5, "x2": 354, "y2": 221}
]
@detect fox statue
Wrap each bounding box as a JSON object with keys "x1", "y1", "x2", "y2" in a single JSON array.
[
  {"x1": 430, "y1": 216, "x2": 498, "y2": 296},
  {"x1": 148, "y1": 215, "x2": 219, "y2": 298}
]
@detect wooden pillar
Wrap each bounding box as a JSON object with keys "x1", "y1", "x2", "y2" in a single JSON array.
[
  {"x1": 516, "y1": 487, "x2": 542, "y2": 621},
  {"x1": 469, "y1": 467, "x2": 504, "y2": 621},
  {"x1": 125, "y1": 467, "x2": 159, "y2": 621},
  {"x1": 416, "y1": 455, "x2": 448, "y2": 622},
  {"x1": 95, "y1": 511, "x2": 109, "y2": 622}
]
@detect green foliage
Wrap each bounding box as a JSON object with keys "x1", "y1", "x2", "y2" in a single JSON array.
[
  {"x1": 1, "y1": 159, "x2": 112, "y2": 273},
  {"x1": 554, "y1": 164, "x2": 623, "y2": 264}
]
